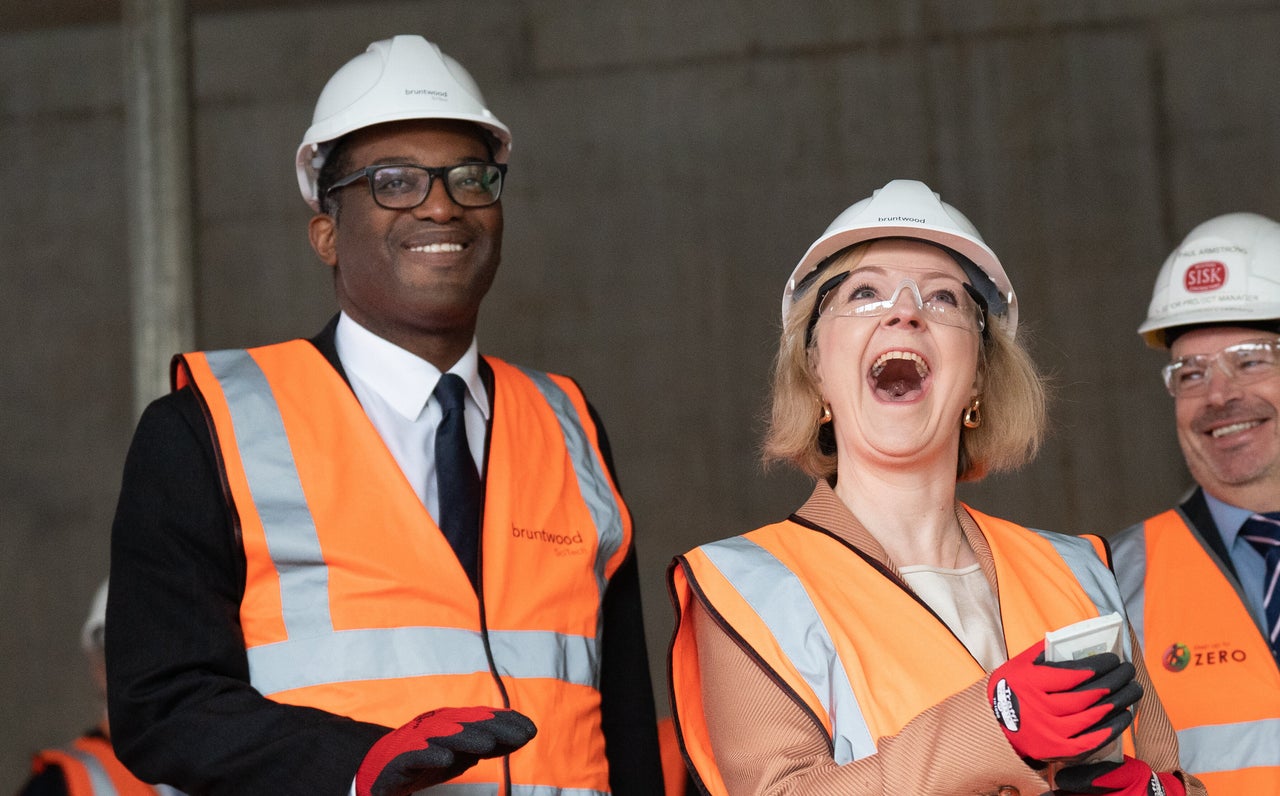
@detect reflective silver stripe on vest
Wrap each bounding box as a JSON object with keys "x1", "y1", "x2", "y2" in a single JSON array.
[
  {"x1": 1031, "y1": 530, "x2": 1134, "y2": 660},
  {"x1": 1179, "y1": 717, "x2": 1280, "y2": 774},
  {"x1": 61, "y1": 748, "x2": 184, "y2": 796},
  {"x1": 431, "y1": 785, "x2": 609, "y2": 795},
  {"x1": 699, "y1": 536, "x2": 876, "y2": 763},
  {"x1": 1109, "y1": 523, "x2": 1148, "y2": 644},
  {"x1": 248, "y1": 626, "x2": 597, "y2": 695},
  {"x1": 205, "y1": 349, "x2": 333, "y2": 638},
  {"x1": 201, "y1": 351, "x2": 609, "y2": 694},
  {"x1": 516, "y1": 366, "x2": 625, "y2": 601},
  {"x1": 63, "y1": 748, "x2": 117, "y2": 795}
]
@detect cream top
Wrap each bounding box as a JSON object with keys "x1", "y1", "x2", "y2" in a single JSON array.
[{"x1": 899, "y1": 562, "x2": 1006, "y2": 671}]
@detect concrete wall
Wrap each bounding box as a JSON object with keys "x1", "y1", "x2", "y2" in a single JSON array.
[{"x1": 6, "y1": 0, "x2": 1280, "y2": 785}]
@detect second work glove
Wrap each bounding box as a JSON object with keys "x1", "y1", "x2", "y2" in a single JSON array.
[
  {"x1": 988, "y1": 640, "x2": 1140, "y2": 767},
  {"x1": 1053, "y1": 756, "x2": 1187, "y2": 796},
  {"x1": 356, "y1": 706, "x2": 537, "y2": 796}
]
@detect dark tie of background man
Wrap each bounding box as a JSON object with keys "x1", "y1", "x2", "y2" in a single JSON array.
[
  {"x1": 433, "y1": 373, "x2": 481, "y2": 590},
  {"x1": 1240, "y1": 512, "x2": 1280, "y2": 666}
]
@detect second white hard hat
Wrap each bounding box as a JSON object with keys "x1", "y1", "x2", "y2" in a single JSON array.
[
  {"x1": 81, "y1": 579, "x2": 108, "y2": 654},
  {"x1": 782, "y1": 179, "x2": 1018, "y2": 335},
  {"x1": 1139, "y1": 212, "x2": 1280, "y2": 348},
  {"x1": 295, "y1": 35, "x2": 512, "y2": 210}
]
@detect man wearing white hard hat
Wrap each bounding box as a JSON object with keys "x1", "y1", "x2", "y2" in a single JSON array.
[
  {"x1": 106, "y1": 35, "x2": 661, "y2": 795},
  {"x1": 22, "y1": 580, "x2": 184, "y2": 795},
  {"x1": 1111, "y1": 212, "x2": 1280, "y2": 792}
]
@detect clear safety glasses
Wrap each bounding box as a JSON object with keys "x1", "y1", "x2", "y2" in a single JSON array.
[
  {"x1": 805, "y1": 269, "x2": 987, "y2": 346},
  {"x1": 327, "y1": 162, "x2": 507, "y2": 209},
  {"x1": 1161, "y1": 338, "x2": 1280, "y2": 397}
]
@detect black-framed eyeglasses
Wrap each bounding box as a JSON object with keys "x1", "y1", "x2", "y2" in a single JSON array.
[{"x1": 326, "y1": 162, "x2": 507, "y2": 209}]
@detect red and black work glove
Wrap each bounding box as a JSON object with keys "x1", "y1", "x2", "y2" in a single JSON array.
[
  {"x1": 988, "y1": 640, "x2": 1141, "y2": 767},
  {"x1": 1053, "y1": 755, "x2": 1187, "y2": 796},
  {"x1": 356, "y1": 707, "x2": 537, "y2": 796}
]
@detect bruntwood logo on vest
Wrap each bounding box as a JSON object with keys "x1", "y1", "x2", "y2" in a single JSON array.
[
  {"x1": 511, "y1": 524, "x2": 589, "y2": 556},
  {"x1": 1161, "y1": 639, "x2": 1249, "y2": 672}
]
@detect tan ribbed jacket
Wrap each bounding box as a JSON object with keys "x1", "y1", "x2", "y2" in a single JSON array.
[{"x1": 683, "y1": 481, "x2": 1207, "y2": 795}]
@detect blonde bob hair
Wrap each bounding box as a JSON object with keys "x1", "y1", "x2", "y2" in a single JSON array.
[{"x1": 762, "y1": 243, "x2": 1048, "y2": 482}]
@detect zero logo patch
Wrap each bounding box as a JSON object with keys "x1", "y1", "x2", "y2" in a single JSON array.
[{"x1": 1162, "y1": 642, "x2": 1191, "y2": 672}]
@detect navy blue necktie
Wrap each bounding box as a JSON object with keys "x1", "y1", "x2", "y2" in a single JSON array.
[
  {"x1": 1240, "y1": 512, "x2": 1280, "y2": 665},
  {"x1": 433, "y1": 374, "x2": 481, "y2": 589}
]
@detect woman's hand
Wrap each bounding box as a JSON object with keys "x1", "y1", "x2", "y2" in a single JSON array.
[
  {"x1": 988, "y1": 640, "x2": 1140, "y2": 766},
  {"x1": 1053, "y1": 756, "x2": 1186, "y2": 795}
]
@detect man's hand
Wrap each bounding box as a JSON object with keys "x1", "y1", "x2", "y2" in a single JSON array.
[
  {"x1": 1053, "y1": 756, "x2": 1187, "y2": 795},
  {"x1": 988, "y1": 640, "x2": 1140, "y2": 766},
  {"x1": 356, "y1": 707, "x2": 537, "y2": 796}
]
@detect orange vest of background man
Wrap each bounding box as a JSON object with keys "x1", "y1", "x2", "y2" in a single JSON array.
[
  {"x1": 176, "y1": 341, "x2": 633, "y2": 794},
  {"x1": 29, "y1": 733, "x2": 179, "y2": 796},
  {"x1": 1112, "y1": 509, "x2": 1280, "y2": 792}
]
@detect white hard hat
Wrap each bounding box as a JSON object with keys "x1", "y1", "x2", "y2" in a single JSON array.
[
  {"x1": 80, "y1": 579, "x2": 108, "y2": 654},
  {"x1": 295, "y1": 35, "x2": 512, "y2": 210},
  {"x1": 782, "y1": 179, "x2": 1018, "y2": 334},
  {"x1": 1139, "y1": 212, "x2": 1280, "y2": 348}
]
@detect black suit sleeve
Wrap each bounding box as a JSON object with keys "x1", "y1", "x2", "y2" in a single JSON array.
[
  {"x1": 17, "y1": 766, "x2": 69, "y2": 796},
  {"x1": 106, "y1": 389, "x2": 386, "y2": 796},
  {"x1": 586, "y1": 400, "x2": 665, "y2": 796}
]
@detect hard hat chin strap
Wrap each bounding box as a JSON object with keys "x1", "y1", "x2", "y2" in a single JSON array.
[{"x1": 943, "y1": 246, "x2": 1008, "y2": 319}]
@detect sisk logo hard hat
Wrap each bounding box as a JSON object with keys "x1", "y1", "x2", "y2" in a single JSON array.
[{"x1": 1139, "y1": 212, "x2": 1280, "y2": 348}]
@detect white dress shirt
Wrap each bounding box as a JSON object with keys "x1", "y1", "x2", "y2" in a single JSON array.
[{"x1": 333, "y1": 313, "x2": 490, "y2": 525}]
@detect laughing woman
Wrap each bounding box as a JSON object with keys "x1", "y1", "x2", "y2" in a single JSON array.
[{"x1": 668, "y1": 180, "x2": 1205, "y2": 795}]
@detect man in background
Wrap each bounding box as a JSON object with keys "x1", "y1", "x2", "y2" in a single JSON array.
[
  {"x1": 21, "y1": 579, "x2": 182, "y2": 796},
  {"x1": 1112, "y1": 211, "x2": 1280, "y2": 791}
]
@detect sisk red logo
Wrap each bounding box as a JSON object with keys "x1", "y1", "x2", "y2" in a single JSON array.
[{"x1": 1183, "y1": 261, "x2": 1227, "y2": 292}]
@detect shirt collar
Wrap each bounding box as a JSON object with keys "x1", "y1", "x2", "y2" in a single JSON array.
[
  {"x1": 1202, "y1": 489, "x2": 1254, "y2": 548},
  {"x1": 334, "y1": 312, "x2": 489, "y2": 422}
]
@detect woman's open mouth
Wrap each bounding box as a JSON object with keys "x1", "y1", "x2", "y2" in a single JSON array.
[{"x1": 870, "y1": 350, "x2": 928, "y2": 401}]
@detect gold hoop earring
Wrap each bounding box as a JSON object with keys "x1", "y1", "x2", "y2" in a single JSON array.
[
  {"x1": 962, "y1": 398, "x2": 981, "y2": 429},
  {"x1": 820, "y1": 402, "x2": 833, "y2": 425}
]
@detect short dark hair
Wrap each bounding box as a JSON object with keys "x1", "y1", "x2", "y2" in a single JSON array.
[{"x1": 316, "y1": 136, "x2": 356, "y2": 217}]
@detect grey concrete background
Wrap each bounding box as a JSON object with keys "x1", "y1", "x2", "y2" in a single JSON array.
[{"x1": 5, "y1": 0, "x2": 1279, "y2": 786}]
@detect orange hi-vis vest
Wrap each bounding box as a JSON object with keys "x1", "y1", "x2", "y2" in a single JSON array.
[
  {"x1": 669, "y1": 507, "x2": 1130, "y2": 796},
  {"x1": 174, "y1": 341, "x2": 633, "y2": 796},
  {"x1": 31, "y1": 734, "x2": 180, "y2": 796},
  {"x1": 1112, "y1": 509, "x2": 1280, "y2": 792},
  {"x1": 657, "y1": 716, "x2": 689, "y2": 796}
]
